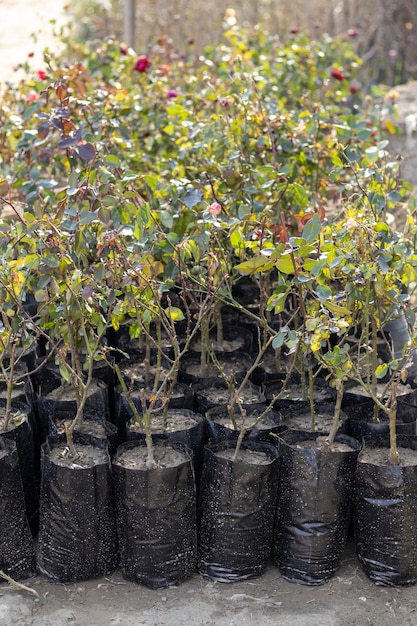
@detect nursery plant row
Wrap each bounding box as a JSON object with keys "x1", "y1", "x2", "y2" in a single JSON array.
[{"x1": 1, "y1": 23, "x2": 417, "y2": 589}]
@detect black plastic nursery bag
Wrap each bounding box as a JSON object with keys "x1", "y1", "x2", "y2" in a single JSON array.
[
  {"x1": 37, "y1": 433, "x2": 118, "y2": 583},
  {"x1": 354, "y1": 435, "x2": 417, "y2": 586},
  {"x1": 273, "y1": 430, "x2": 361, "y2": 585},
  {"x1": 198, "y1": 439, "x2": 280, "y2": 582},
  {"x1": 0, "y1": 437, "x2": 36, "y2": 580},
  {"x1": 125, "y1": 408, "x2": 207, "y2": 483},
  {"x1": 0, "y1": 402, "x2": 39, "y2": 536},
  {"x1": 113, "y1": 440, "x2": 197, "y2": 588}
]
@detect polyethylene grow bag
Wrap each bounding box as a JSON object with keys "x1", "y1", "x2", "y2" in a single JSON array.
[
  {"x1": 198, "y1": 439, "x2": 280, "y2": 582},
  {"x1": 37, "y1": 433, "x2": 118, "y2": 582},
  {"x1": 125, "y1": 409, "x2": 207, "y2": 486},
  {"x1": 273, "y1": 430, "x2": 361, "y2": 585},
  {"x1": 354, "y1": 435, "x2": 417, "y2": 586},
  {"x1": 113, "y1": 440, "x2": 197, "y2": 588},
  {"x1": 0, "y1": 402, "x2": 39, "y2": 536},
  {"x1": 0, "y1": 437, "x2": 36, "y2": 580}
]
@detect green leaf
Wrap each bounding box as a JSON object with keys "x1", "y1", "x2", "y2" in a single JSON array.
[
  {"x1": 272, "y1": 332, "x2": 286, "y2": 349},
  {"x1": 59, "y1": 362, "x2": 72, "y2": 384},
  {"x1": 122, "y1": 171, "x2": 137, "y2": 182},
  {"x1": 103, "y1": 154, "x2": 121, "y2": 168},
  {"x1": 163, "y1": 123, "x2": 175, "y2": 135},
  {"x1": 302, "y1": 213, "x2": 320, "y2": 243},
  {"x1": 324, "y1": 301, "x2": 351, "y2": 316},
  {"x1": 294, "y1": 273, "x2": 311, "y2": 284},
  {"x1": 34, "y1": 289, "x2": 48, "y2": 302},
  {"x1": 374, "y1": 222, "x2": 389, "y2": 233},
  {"x1": 355, "y1": 129, "x2": 373, "y2": 141},
  {"x1": 267, "y1": 292, "x2": 288, "y2": 314},
  {"x1": 68, "y1": 170, "x2": 78, "y2": 189},
  {"x1": 183, "y1": 188, "x2": 203, "y2": 209},
  {"x1": 42, "y1": 255, "x2": 60, "y2": 268},
  {"x1": 230, "y1": 229, "x2": 245, "y2": 251},
  {"x1": 316, "y1": 284, "x2": 332, "y2": 300},
  {"x1": 79, "y1": 211, "x2": 97, "y2": 225},
  {"x1": 290, "y1": 182, "x2": 309, "y2": 207},
  {"x1": 144, "y1": 174, "x2": 158, "y2": 190},
  {"x1": 365, "y1": 146, "x2": 379, "y2": 163},
  {"x1": 159, "y1": 210, "x2": 174, "y2": 229}
]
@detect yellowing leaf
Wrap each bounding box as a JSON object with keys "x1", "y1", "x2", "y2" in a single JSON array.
[
  {"x1": 164, "y1": 307, "x2": 185, "y2": 322},
  {"x1": 234, "y1": 256, "x2": 274, "y2": 275},
  {"x1": 375, "y1": 363, "x2": 388, "y2": 379},
  {"x1": 384, "y1": 119, "x2": 396, "y2": 134},
  {"x1": 324, "y1": 301, "x2": 352, "y2": 316},
  {"x1": 275, "y1": 253, "x2": 296, "y2": 274}
]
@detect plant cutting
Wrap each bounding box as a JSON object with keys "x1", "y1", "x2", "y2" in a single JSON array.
[
  {"x1": 239, "y1": 212, "x2": 364, "y2": 585},
  {"x1": 17, "y1": 89, "x2": 130, "y2": 581},
  {"x1": 34, "y1": 231, "x2": 120, "y2": 584},
  {"x1": 0, "y1": 210, "x2": 46, "y2": 534},
  {"x1": 232, "y1": 209, "x2": 338, "y2": 432},
  {"x1": 318, "y1": 135, "x2": 417, "y2": 456},
  {"x1": 309, "y1": 135, "x2": 417, "y2": 586},
  {"x1": 109, "y1": 242, "x2": 210, "y2": 587},
  {"x1": 198, "y1": 437, "x2": 280, "y2": 582}
]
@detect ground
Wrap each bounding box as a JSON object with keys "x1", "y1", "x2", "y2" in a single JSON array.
[
  {"x1": 0, "y1": 0, "x2": 68, "y2": 87},
  {"x1": 2, "y1": 3, "x2": 417, "y2": 625},
  {"x1": 2, "y1": 539, "x2": 417, "y2": 626}
]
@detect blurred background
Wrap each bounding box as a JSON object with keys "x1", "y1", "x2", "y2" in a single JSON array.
[{"x1": 72, "y1": 0, "x2": 417, "y2": 87}]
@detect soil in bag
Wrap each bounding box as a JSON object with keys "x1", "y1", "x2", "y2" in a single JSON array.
[
  {"x1": 205, "y1": 403, "x2": 286, "y2": 445},
  {"x1": 125, "y1": 409, "x2": 207, "y2": 488}
]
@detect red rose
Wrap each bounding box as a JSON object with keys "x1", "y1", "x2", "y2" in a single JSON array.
[
  {"x1": 37, "y1": 70, "x2": 47, "y2": 80},
  {"x1": 349, "y1": 85, "x2": 358, "y2": 94},
  {"x1": 330, "y1": 68, "x2": 345, "y2": 81},
  {"x1": 134, "y1": 55, "x2": 150, "y2": 72}
]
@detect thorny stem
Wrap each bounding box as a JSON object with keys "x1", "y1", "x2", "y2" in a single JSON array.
[
  {"x1": 388, "y1": 371, "x2": 400, "y2": 466},
  {"x1": 3, "y1": 340, "x2": 16, "y2": 432},
  {"x1": 140, "y1": 389, "x2": 157, "y2": 469},
  {"x1": 327, "y1": 378, "x2": 343, "y2": 445},
  {"x1": 113, "y1": 363, "x2": 144, "y2": 432},
  {"x1": 64, "y1": 422, "x2": 79, "y2": 459}
]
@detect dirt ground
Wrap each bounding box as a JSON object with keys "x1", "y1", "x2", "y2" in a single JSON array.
[
  {"x1": 2, "y1": 538, "x2": 417, "y2": 626},
  {"x1": 2, "y1": 3, "x2": 417, "y2": 625},
  {"x1": 0, "y1": 0, "x2": 69, "y2": 87}
]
